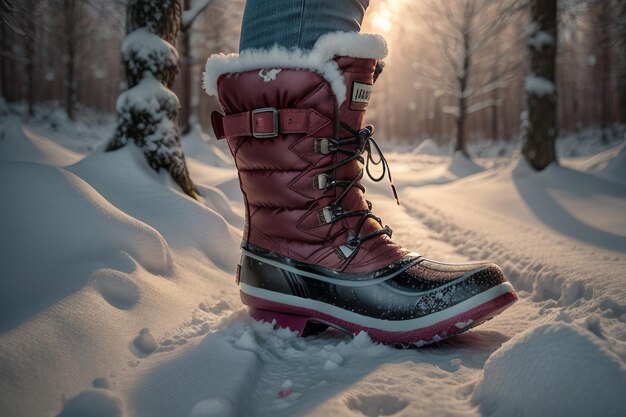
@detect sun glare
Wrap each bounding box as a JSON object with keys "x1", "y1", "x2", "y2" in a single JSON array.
[{"x1": 372, "y1": 10, "x2": 392, "y2": 32}]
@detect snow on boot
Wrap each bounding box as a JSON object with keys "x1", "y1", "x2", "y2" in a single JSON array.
[{"x1": 203, "y1": 32, "x2": 517, "y2": 346}]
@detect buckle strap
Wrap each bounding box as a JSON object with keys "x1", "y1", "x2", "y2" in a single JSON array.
[{"x1": 211, "y1": 107, "x2": 330, "y2": 140}]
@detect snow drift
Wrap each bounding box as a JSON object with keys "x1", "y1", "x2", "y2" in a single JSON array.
[
  {"x1": 0, "y1": 161, "x2": 172, "y2": 330},
  {"x1": 473, "y1": 322, "x2": 626, "y2": 417},
  {"x1": 69, "y1": 145, "x2": 241, "y2": 273},
  {"x1": 0, "y1": 116, "x2": 82, "y2": 166}
]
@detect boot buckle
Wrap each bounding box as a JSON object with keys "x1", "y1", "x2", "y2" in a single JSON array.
[{"x1": 251, "y1": 107, "x2": 279, "y2": 138}]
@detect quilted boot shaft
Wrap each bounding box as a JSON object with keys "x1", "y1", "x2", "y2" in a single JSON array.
[{"x1": 209, "y1": 36, "x2": 406, "y2": 273}]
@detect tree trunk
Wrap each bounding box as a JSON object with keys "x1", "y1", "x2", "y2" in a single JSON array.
[
  {"x1": 456, "y1": 100, "x2": 468, "y2": 156},
  {"x1": 502, "y1": 90, "x2": 510, "y2": 141},
  {"x1": 433, "y1": 95, "x2": 442, "y2": 144},
  {"x1": 65, "y1": 42, "x2": 75, "y2": 120},
  {"x1": 572, "y1": 77, "x2": 580, "y2": 132},
  {"x1": 491, "y1": 88, "x2": 499, "y2": 141},
  {"x1": 597, "y1": 2, "x2": 612, "y2": 142},
  {"x1": 490, "y1": 41, "x2": 501, "y2": 141},
  {"x1": 107, "y1": 0, "x2": 197, "y2": 198},
  {"x1": 620, "y1": 0, "x2": 626, "y2": 124},
  {"x1": 179, "y1": 0, "x2": 192, "y2": 134},
  {"x1": 455, "y1": 27, "x2": 471, "y2": 158},
  {"x1": 24, "y1": 36, "x2": 35, "y2": 117},
  {"x1": 619, "y1": 52, "x2": 626, "y2": 123},
  {"x1": 63, "y1": 0, "x2": 75, "y2": 120},
  {"x1": 522, "y1": 0, "x2": 558, "y2": 171},
  {"x1": 25, "y1": 10, "x2": 36, "y2": 117},
  {"x1": 0, "y1": 20, "x2": 6, "y2": 99}
]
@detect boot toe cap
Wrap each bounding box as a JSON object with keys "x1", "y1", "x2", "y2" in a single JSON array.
[{"x1": 386, "y1": 258, "x2": 506, "y2": 294}]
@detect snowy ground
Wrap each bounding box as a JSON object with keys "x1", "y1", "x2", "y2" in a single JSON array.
[{"x1": 1, "y1": 108, "x2": 625, "y2": 417}]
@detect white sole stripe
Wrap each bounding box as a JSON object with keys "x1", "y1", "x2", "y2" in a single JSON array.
[
  {"x1": 240, "y1": 282, "x2": 514, "y2": 332},
  {"x1": 241, "y1": 249, "x2": 423, "y2": 288}
]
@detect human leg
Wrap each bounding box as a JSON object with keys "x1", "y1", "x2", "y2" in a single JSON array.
[{"x1": 239, "y1": 0, "x2": 369, "y2": 51}]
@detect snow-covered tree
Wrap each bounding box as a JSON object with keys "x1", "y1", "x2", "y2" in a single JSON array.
[
  {"x1": 107, "y1": 0, "x2": 197, "y2": 198},
  {"x1": 522, "y1": 0, "x2": 558, "y2": 170}
]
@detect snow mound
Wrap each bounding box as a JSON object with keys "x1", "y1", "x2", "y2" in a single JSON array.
[
  {"x1": 69, "y1": 146, "x2": 241, "y2": 272},
  {"x1": 0, "y1": 116, "x2": 82, "y2": 166},
  {"x1": 189, "y1": 398, "x2": 235, "y2": 417},
  {"x1": 596, "y1": 142, "x2": 626, "y2": 185},
  {"x1": 57, "y1": 388, "x2": 125, "y2": 417},
  {"x1": 133, "y1": 328, "x2": 158, "y2": 355},
  {"x1": 182, "y1": 124, "x2": 232, "y2": 168},
  {"x1": 95, "y1": 269, "x2": 141, "y2": 309},
  {"x1": 510, "y1": 157, "x2": 626, "y2": 249},
  {"x1": 472, "y1": 323, "x2": 626, "y2": 417},
  {"x1": 0, "y1": 161, "x2": 173, "y2": 330},
  {"x1": 215, "y1": 178, "x2": 244, "y2": 204},
  {"x1": 447, "y1": 151, "x2": 485, "y2": 177},
  {"x1": 412, "y1": 138, "x2": 441, "y2": 155},
  {"x1": 0, "y1": 97, "x2": 9, "y2": 115},
  {"x1": 562, "y1": 141, "x2": 626, "y2": 186}
]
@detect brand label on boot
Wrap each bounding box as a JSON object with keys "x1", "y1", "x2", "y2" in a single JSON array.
[
  {"x1": 350, "y1": 81, "x2": 373, "y2": 111},
  {"x1": 258, "y1": 68, "x2": 281, "y2": 82}
]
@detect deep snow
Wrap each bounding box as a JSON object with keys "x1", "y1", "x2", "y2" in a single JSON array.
[{"x1": 0, "y1": 113, "x2": 625, "y2": 417}]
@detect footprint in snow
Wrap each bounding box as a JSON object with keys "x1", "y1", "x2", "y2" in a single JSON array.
[
  {"x1": 95, "y1": 269, "x2": 140, "y2": 310},
  {"x1": 345, "y1": 394, "x2": 409, "y2": 417},
  {"x1": 131, "y1": 328, "x2": 158, "y2": 357}
]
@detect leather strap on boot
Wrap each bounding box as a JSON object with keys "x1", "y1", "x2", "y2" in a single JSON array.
[{"x1": 212, "y1": 108, "x2": 330, "y2": 140}]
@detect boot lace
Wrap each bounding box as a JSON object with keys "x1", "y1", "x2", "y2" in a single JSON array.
[{"x1": 316, "y1": 122, "x2": 400, "y2": 261}]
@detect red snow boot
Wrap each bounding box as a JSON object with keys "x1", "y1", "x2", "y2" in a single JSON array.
[{"x1": 204, "y1": 32, "x2": 516, "y2": 346}]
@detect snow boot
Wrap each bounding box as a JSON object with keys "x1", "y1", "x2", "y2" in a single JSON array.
[{"x1": 204, "y1": 32, "x2": 517, "y2": 346}]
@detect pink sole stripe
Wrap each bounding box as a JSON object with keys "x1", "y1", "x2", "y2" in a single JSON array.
[{"x1": 242, "y1": 290, "x2": 518, "y2": 345}]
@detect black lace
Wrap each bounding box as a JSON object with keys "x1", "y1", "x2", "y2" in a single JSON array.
[{"x1": 317, "y1": 122, "x2": 400, "y2": 259}]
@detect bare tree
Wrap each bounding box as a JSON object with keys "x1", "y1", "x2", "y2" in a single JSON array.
[
  {"x1": 422, "y1": 0, "x2": 522, "y2": 157},
  {"x1": 522, "y1": 0, "x2": 558, "y2": 170},
  {"x1": 107, "y1": 0, "x2": 197, "y2": 198}
]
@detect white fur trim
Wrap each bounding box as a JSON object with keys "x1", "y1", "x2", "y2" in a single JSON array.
[
  {"x1": 312, "y1": 31, "x2": 388, "y2": 61},
  {"x1": 202, "y1": 32, "x2": 388, "y2": 105}
]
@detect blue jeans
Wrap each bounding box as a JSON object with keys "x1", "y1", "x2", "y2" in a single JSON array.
[{"x1": 239, "y1": 0, "x2": 369, "y2": 52}]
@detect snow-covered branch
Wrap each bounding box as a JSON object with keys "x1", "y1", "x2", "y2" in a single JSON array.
[
  {"x1": 466, "y1": 98, "x2": 500, "y2": 114},
  {"x1": 181, "y1": 0, "x2": 213, "y2": 31}
]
